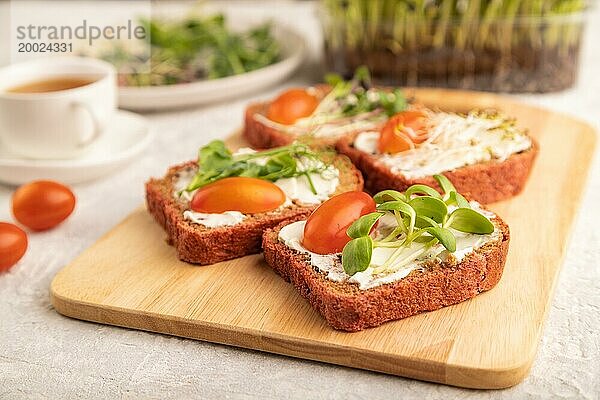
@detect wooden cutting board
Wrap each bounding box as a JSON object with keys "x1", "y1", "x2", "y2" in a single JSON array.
[{"x1": 50, "y1": 89, "x2": 596, "y2": 389}]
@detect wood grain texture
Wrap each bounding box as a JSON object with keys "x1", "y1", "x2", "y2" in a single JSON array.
[{"x1": 50, "y1": 89, "x2": 596, "y2": 389}]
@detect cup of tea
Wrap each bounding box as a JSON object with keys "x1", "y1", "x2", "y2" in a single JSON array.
[{"x1": 0, "y1": 57, "x2": 117, "y2": 159}]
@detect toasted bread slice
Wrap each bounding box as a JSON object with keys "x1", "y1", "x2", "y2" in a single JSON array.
[
  {"x1": 146, "y1": 156, "x2": 363, "y2": 265},
  {"x1": 262, "y1": 215, "x2": 510, "y2": 332},
  {"x1": 243, "y1": 85, "x2": 331, "y2": 149},
  {"x1": 243, "y1": 85, "x2": 392, "y2": 150},
  {"x1": 336, "y1": 134, "x2": 538, "y2": 204}
]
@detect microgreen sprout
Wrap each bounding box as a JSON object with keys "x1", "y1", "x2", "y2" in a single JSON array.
[
  {"x1": 315, "y1": 67, "x2": 409, "y2": 120},
  {"x1": 341, "y1": 174, "x2": 494, "y2": 276},
  {"x1": 184, "y1": 140, "x2": 332, "y2": 194}
]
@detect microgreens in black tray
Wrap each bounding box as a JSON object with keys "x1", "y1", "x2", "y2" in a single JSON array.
[
  {"x1": 316, "y1": 66, "x2": 408, "y2": 119},
  {"x1": 342, "y1": 175, "x2": 495, "y2": 276},
  {"x1": 184, "y1": 140, "x2": 331, "y2": 194}
]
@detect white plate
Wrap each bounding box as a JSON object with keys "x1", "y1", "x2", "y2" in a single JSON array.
[
  {"x1": 0, "y1": 110, "x2": 152, "y2": 186},
  {"x1": 117, "y1": 24, "x2": 306, "y2": 111}
]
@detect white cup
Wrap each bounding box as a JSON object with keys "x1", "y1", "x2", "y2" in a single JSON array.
[{"x1": 0, "y1": 57, "x2": 117, "y2": 159}]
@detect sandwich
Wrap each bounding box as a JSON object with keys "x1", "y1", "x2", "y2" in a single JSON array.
[
  {"x1": 262, "y1": 175, "x2": 509, "y2": 331},
  {"x1": 243, "y1": 67, "x2": 412, "y2": 149},
  {"x1": 146, "y1": 140, "x2": 363, "y2": 265},
  {"x1": 335, "y1": 109, "x2": 537, "y2": 204}
]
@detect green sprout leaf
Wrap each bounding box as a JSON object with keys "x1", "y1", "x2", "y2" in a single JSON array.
[
  {"x1": 376, "y1": 200, "x2": 414, "y2": 214},
  {"x1": 353, "y1": 65, "x2": 372, "y2": 86},
  {"x1": 198, "y1": 140, "x2": 233, "y2": 170},
  {"x1": 405, "y1": 184, "x2": 442, "y2": 199},
  {"x1": 409, "y1": 196, "x2": 448, "y2": 223},
  {"x1": 342, "y1": 236, "x2": 373, "y2": 276},
  {"x1": 414, "y1": 215, "x2": 438, "y2": 228},
  {"x1": 423, "y1": 227, "x2": 456, "y2": 252},
  {"x1": 446, "y1": 191, "x2": 471, "y2": 208},
  {"x1": 447, "y1": 208, "x2": 494, "y2": 234},
  {"x1": 324, "y1": 72, "x2": 343, "y2": 86},
  {"x1": 347, "y1": 212, "x2": 384, "y2": 239},
  {"x1": 261, "y1": 154, "x2": 297, "y2": 179},
  {"x1": 238, "y1": 162, "x2": 262, "y2": 178},
  {"x1": 433, "y1": 174, "x2": 457, "y2": 196},
  {"x1": 376, "y1": 200, "x2": 416, "y2": 232},
  {"x1": 379, "y1": 88, "x2": 408, "y2": 117},
  {"x1": 373, "y1": 190, "x2": 406, "y2": 204}
]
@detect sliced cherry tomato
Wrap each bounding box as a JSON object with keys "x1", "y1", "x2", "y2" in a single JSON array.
[
  {"x1": 267, "y1": 88, "x2": 319, "y2": 125},
  {"x1": 378, "y1": 110, "x2": 429, "y2": 154},
  {"x1": 302, "y1": 191, "x2": 376, "y2": 255},
  {"x1": 191, "y1": 177, "x2": 286, "y2": 214},
  {"x1": 12, "y1": 180, "x2": 76, "y2": 231},
  {"x1": 0, "y1": 222, "x2": 28, "y2": 271}
]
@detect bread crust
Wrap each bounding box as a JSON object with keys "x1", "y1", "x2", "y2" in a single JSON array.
[
  {"x1": 146, "y1": 156, "x2": 363, "y2": 265},
  {"x1": 262, "y1": 216, "x2": 510, "y2": 332},
  {"x1": 335, "y1": 134, "x2": 538, "y2": 204}
]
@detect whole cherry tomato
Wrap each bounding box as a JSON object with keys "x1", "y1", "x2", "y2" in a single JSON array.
[
  {"x1": 0, "y1": 222, "x2": 28, "y2": 271},
  {"x1": 12, "y1": 180, "x2": 76, "y2": 231},
  {"x1": 267, "y1": 88, "x2": 319, "y2": 125},
  {"x1": 378, "y1": 110, "x2": 429, "y2": 154},
  {"x1": 191, "y1": 177, "x2": 286, "y2": 214},
  {"x1": 302, "y1": 191, "x2": 376, "y2": 254}
]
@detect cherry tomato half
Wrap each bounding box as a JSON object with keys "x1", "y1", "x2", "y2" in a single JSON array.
[
  {"x1": 378, "y1": 110, "x2": 429, "y2": 154},
  {"x1": 191, "y1": 177, "x2": 286, "y2": 214},
  {"x1": 302, "y1": 191, "x2": 376, "y2": 255},
  {"x1": 12, "y1": 180, "x2": 76, "y2": 231},
  {"x1": 0, "y1": 222, "x2": 28, "y2": 272},
  {"x1": 267, "y1": 88, "x2": 319, "y2": 125}
]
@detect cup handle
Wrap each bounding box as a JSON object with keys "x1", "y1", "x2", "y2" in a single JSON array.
[{"x1": 72, "y1": 101, "x2": 102, "y2": 147}]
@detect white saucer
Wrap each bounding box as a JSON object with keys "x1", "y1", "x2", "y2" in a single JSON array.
[{"x1": 0, "y1": 110, "x2": 152, "y2": 186}]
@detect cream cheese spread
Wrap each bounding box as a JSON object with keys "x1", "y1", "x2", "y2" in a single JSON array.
[
  {"x1": 353, "y1": 112, "x2": 532, "y2": 179},
  {"x1": 274, "y1": 157, "x2": 339, "y2": 205},
  {"x1": 182, "y1": 210, "x2": 246, "y2": 228},
  {"x1": 278, "y1": 202, "x2": 500, "y2": 290},
  {"x1": 171, "y1": 149, "x2": 340, "y2": 228}
]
